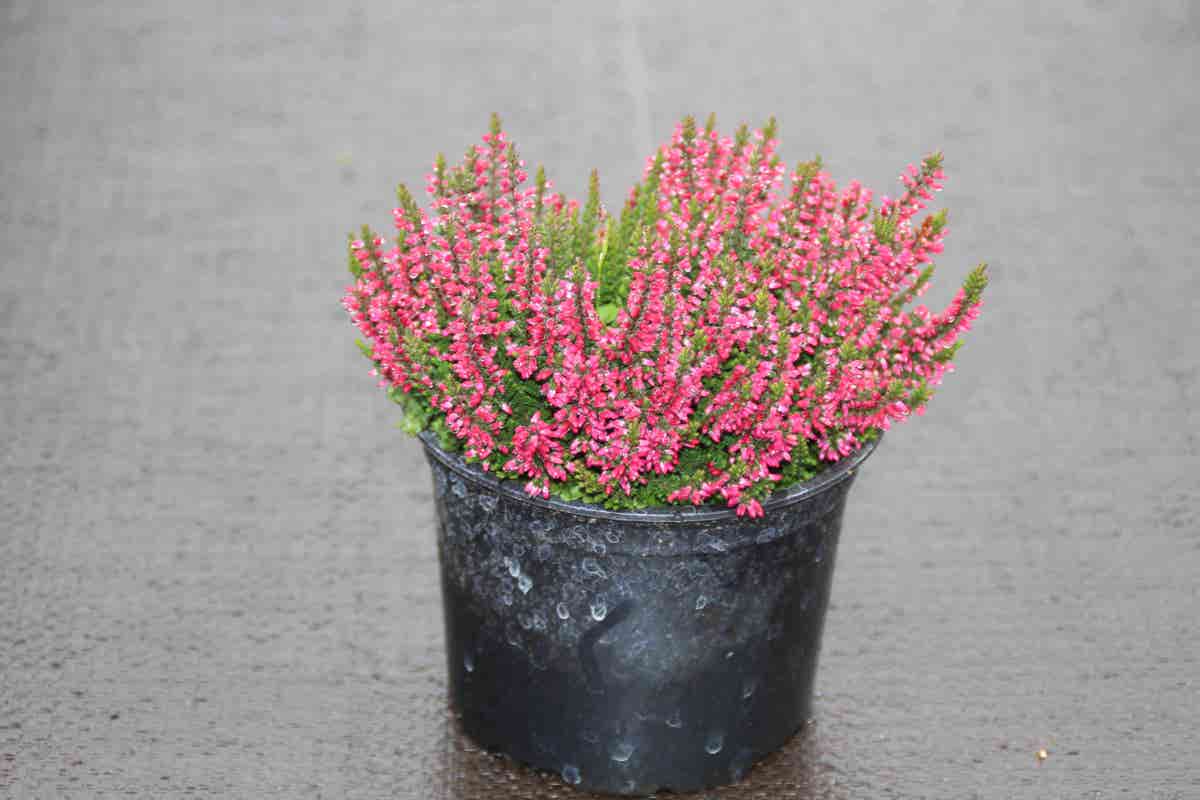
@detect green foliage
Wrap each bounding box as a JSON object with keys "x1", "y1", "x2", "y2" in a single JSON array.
[
  {"x1": 599, "y1": 151, "x2": 664, "y2": 307},
  {"x1": 346, "y1": 233, "x2": 361, "y2": 277},
  {"x1": 433, "y1": 153, "x2": 448, "y2": 198},
  {"x1": 873, "y1": 213, "x2": 899, "y2": 247},
  {"x1": 533, "y1": 165, "x2": 548, "y2": 217},
  {"x1": 577, "y1": 169, "x2": 603, "y2": 277},
  {"x1": 777, "y1": 439, "x2": 821, "y2": 487},
  {"x1": 963, "y1": 262, "x2": 989, "y2": 301},
  {"x1": 762, "y1": 115, "x2": 778, "y2": 142},
  {"x1": 891, "y1": 265, "x2": 935, "y2": 311},
  {"x1": 596, "y1": 303, "x2": 620, "y2": 325},
  {"x1": 395, "y1": 390, "x2": 432, "y2": 435},
  {"x1": 539, "y1": 198, "x2": 578, "y2": 285},
  {"x1": 907, "y1": 381, "x2": 933, "y2": 413},
  {"x1": 396, "y1": 183, "x2": 422, "y2": 228},
  {"x1": 933, "y1": 263, "x2": 989, "y2": 341},
  {"x1": 928, "y1": 207, "x2": 949, "y2": 235},
  {"x1": 539, "y1": 428, "x2": 835, "y2": 511},
  {"x1": 347, "y1": 114, "x2": 984, "y2": 512}
]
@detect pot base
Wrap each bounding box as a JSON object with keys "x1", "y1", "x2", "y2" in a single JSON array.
[{"x1": 443, "y1": 574, "x2": 824, "y2": 795}]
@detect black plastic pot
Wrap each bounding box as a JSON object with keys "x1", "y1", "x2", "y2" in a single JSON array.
[{"x1": 421, "y1": 432, "x2": 878, "y2": 796}]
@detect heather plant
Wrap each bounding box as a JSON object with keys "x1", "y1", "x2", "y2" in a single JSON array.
[{"x1": 343, "y1": 114, "x2": 986, "y2": 516}]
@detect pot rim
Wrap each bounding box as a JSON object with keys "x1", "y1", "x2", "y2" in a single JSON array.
[{"x1": 418, "y1": 431, "x2": 881, "y2": 525}]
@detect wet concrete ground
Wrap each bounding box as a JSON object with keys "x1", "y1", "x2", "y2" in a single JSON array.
[{"x1": 2, "y1": 1, "x2": 1198, "y2": 797}]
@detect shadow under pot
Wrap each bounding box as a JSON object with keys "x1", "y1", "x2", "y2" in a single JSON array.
[{"x1": 420, "y1": 431, "x2": 878, "y2": 796}]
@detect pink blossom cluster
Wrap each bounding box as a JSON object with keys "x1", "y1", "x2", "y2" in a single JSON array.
[{"x1": 343, "y1": 118, "x2": 986, "y2": 515}]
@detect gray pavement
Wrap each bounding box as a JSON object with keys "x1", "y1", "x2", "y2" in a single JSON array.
[{"x1": 2, "y1": 1, "x2": 1198, "y2": 797}]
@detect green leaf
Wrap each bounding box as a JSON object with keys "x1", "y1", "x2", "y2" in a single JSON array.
[
  {"x1": 932, "y1": 340, "x2": 963, "y2": 363},
  {"x1": 554, "y1": 482, "x2": 584, "y2": 502},
  {"x1": 346, "y1": 233, "x2": 362, "y2": 277},
  {"x1": 597, "y1": 303, "x2": 619, "y2": 325}
]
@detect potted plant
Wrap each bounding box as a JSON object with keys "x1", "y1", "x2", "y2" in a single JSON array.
[{"x1": 341, "y1": 114, "x2": 986, "y2": 795}]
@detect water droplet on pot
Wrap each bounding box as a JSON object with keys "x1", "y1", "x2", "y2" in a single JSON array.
[
  {"x1": 450, "y1": 478, "x2": 467, "y2": 498},
  {"x1": 463, "y1": 652, "x2": 475, "y2": 673},
  {"x1": 610, "y1": 741, "x2": 634, "y2": 763},
  {"x1": 500, "y1": 591, "x2": 513, "y2": 607},
  {"x1": 561, "y1": 764, "x2": 581, "y2": 785},
  {"x1": 814, "y1": 537, "x2": 826, "y2": 563},
  {"x1": 666, "y1": 710, "x2": 683, "y2": 728},
  {"x1": 518, "y1": 574, "x2": 533, "y2": 594},
  {"x1": 590, "y1": 600, "x2": 608, "y2": 621},
  {"x1": 742, "y1": 678, "x2": 757, "y2": 699},
  {"x1": 705, "y1": 732, "x2": 725, "y2": 754},
  {"x1": 695, "y1": 595, "x2": 709, "y2": 611},
  {"x1": 505, "y1": 557, "x2": 521, "y2": 578},
  {"x1": 581, "y1": 558, "x2": 606, "y2": 577},
  {"x1": 556, "y1": 602, "x2": 570, "y2": 620},
  {"x1": 590, "y1": 540, "x2": 607, "y2": 556}
]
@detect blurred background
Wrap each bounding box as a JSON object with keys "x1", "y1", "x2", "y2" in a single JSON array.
[{"x1": 2, "y1": 1, "x2": 1197, "y2": 797}]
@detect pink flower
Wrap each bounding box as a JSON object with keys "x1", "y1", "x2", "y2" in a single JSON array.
[
  {"x1": 737, "y1": 499, "x2": 764, "y2": 518},
  {"x1": 344, "y1": 116, "x2": 985, "y2": 511}
]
